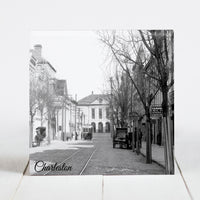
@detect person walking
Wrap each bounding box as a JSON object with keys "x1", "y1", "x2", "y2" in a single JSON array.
[
  {"x1": 157, "y1": 132, "x2": 161, "y2": 146},
  {"x1": 139, "y1": 129, "x2": 143, "y2": 148},
  {"x1": 134, "y1": 127, "x2": 137, "y2": 150},
  {"x1": 75, "y1": 132, "x2": 78, "y2": 140}
]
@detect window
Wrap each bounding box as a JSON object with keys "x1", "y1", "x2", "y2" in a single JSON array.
[
  {"x1": 92, "y1": 108, "x2": 95, "y2": 119},
  {"x1": 106, "y1": 107, "x2": 109, "y2": 119},
  {"x1": 99, "y1": 98, "x2": 103, "y2": 103},
  {"x1": 99, "y1": 108, "x2": 102, "y2": 119}
]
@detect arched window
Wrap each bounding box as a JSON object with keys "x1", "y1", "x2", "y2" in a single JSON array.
[
  {"x1": 98, "y1": 122, "x2": 103, "y2": 133},
  {"x1": 105, "y1": 122, "x2": 110, "y2": 133},
  {"x1": 91, "y1": 122, "x2": 96, "y2": 133}
]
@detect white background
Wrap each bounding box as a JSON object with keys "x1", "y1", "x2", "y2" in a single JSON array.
[{"x1": 0, "y1": 0, "x2": 200, "y2": 199}]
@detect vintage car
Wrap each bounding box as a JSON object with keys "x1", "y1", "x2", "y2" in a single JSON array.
[
  {"x1": 81, "y1": 125, "x2": 93, "y2": 140},
  {"x1": 113, "y1": 127, "x2": 131, "y2": 149}
]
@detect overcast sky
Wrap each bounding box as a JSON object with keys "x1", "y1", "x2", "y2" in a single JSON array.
[{"x1": 30, "y1": 31, "x2": 113, "y2": 101}]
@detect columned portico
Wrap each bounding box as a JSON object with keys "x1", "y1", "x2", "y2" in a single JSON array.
[{"x1": 78, "y1": 93, "x2": 110, "y2": 133}]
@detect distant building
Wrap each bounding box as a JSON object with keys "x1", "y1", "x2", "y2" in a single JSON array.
[
  {"x1": 52, "y1": 79, "x2": 68, "y2": 140},
  {"x1": 30, "y1": 44, "x2": 56, "y2": 79},
  {"x1": 53, "y1": 80, "x2": 80, "y2": 140},
  {"x1": 29, "y1": 44, "x2": 57, "y2": 145},
  {"x1": 78, "y1": 93, "x2": 110, "y2": 133},
  {"x1": 29, "y1": 45, "x2": 80, "y2": 145}
]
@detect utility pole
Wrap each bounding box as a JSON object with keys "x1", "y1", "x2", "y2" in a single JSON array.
[
  {"x1": 69, "y1": 100, "x2": 72, "y2": 139},
  {"x1": 130, "y1": 82, "x2": 135, "y2": 152},
  {"x1": 78, "y1": 108, "x2": 80, "y2": 138},
  {"x1": 61, "y1": 104, "x2": 64, "y2": 141},
  {"x1": 47, "y1": 78, "x2": 51, "y2": 145},
  {"x1": 64, "y1": 101, "x2": 66, "y2": 141},
  {"x1": 110, "y1": 77, "x2": 114, "y2": 138}
]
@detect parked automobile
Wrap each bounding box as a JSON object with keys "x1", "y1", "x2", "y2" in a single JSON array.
[
  {"x1": 81, "y1": 125, "x2": 93, "y2": 140},
  {"x1": 113, "y1": 127, "x2": 131, "y2": 149}
]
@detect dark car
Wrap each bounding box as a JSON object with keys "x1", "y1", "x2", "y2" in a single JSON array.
[
  {"x1": 82, "y1": 125, "x2": 93, "y2": 140},
  {"x1": 113, "y1": 128, "x2": 131, "y2": 149}
]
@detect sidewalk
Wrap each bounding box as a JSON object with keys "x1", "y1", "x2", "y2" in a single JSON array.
[
  {"x1": 140, "y1": 141, "x2": 165, "y2": 168},
  {"x1": 30, "y1": 139, "x2": 93, "y2": 154}
]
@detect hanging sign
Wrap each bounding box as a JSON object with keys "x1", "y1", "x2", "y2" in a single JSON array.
[{"x1": 151, "y1": 105, "x2": 162, "y2": 115}]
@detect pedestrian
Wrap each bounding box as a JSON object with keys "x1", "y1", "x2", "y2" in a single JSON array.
[
  {"x1": 157, "y1": 132, "x2": 161, "y2": 146},
  {"x1": 139, "y1": 129, "x2": 143, "y2": 148},
  {"x1": 134, "y1": 127, "x2": 137, "y2": 150},
  {"x1": 75, "y1": 132, "x2": 78, "y2": 140}
]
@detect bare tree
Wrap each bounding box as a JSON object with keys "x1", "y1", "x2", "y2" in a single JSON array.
[
  {"x1": 36, "y1": 81, "x2": 49, "y2": 127},
  {"x1": 31, "y1": 66, "x2": 56, "y2": 145},
  {"x1": 29, "y1": 69, "x2": 51, "y2": 146},
  {"x1": 109, "y1": 68, "x2": 132, "y2": 128},
  {"x1": 42, "y1": 74, "x2": 57, "y2": 144},
  {"x1": 29, "y1": 76, "x2": 38, "y2": 147},
  {"x1": 139, "y1": 30, "x2": 174, "y2": 174},
  {"x1": 98, "y1": 30, "x2": 160, "y2": 163}
]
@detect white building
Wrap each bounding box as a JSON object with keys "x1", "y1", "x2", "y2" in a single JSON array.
[
  {"x1": 78, "y1": 93, "x2": 110, "y2": 133},
  {"x1": 53, "y1": 80, "x2": 79, "y2": 140},
  {"x1": 29, "y1": 45, "x2": 80, "y2": 145},
  {"x1": 29, "y1": 44, "x2": 56, "y2": 145}
]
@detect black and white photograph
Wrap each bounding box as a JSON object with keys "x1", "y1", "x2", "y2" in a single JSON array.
[
  {"x1": 1, "y1": 0, "x2": 200, "y2": 199},
  {"x1": 29, "y1": 30, "x2": 174, "y2": 175}
]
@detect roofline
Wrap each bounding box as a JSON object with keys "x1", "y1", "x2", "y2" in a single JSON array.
[
  {"x1": 78, "y1": 103, "x2": 109, "y2": 106},
  {"x1": 37, "y1": 60, "x2": 56, "y2": 73},
  {"x1": 77, "y1": 94, "x2": 110, "y2": 104},
  {"x1": 47, "y1": 61, "x2": 56, "y2": 72}
]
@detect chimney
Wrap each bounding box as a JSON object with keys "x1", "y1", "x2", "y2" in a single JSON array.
[
  {"x1": 33, "y1": 44, "x2": 42, "y2": 60},
  {"x1": 92, "y1": 91, "x2": 94, "y2": 95}
]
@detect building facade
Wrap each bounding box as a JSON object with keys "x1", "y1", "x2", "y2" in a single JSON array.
[
  {"x1": 29, "y1": 44, "x2": 80, "y2": 146},
  {"x1": 78, "y1": 93, "x2": 110, "y2": 133},
  {"x1": 29, "y1": 44, "x2": 57, "y2": 146}
]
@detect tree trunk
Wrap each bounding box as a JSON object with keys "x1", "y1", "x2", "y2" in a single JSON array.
[
  {"x1": 132, "y1": 120, "x2": 135, "y2": 152},
  {"x1": 47, "y1": 111, "x2": 51, "y2": 144},
  {"x1": 40, "y1": 110, "x2": 43, "y2": 127},
  {"x1": 110, "y1": 116, "x2": 114, "y2": 138},
  {"x1": 146, "y1": 109, "x2": 152, "y2": 163},
  {"x1": 162, "y1": 88, "x2": 174, "y2": 174},
  {"x1": 29, "y1": 116, "x2": 34, "y2": 148},
  {"x1": 136, "y1": 120, "x2": 140, "y2": 155}
]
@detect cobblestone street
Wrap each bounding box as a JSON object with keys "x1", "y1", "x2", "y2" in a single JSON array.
[{"x1": 30, "y1": 133, "x2": 164, "y2": 175}]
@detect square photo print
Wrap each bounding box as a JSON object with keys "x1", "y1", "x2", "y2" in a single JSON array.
[{"x1": 29, "y1": 30, "x2": 174, "y2": 175}]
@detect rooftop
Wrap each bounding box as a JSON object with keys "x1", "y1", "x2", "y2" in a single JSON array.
[{"x1": 78, "y1": 94, "x2": 109, "y2": 105}]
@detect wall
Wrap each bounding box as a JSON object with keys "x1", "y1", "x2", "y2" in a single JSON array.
[{"x1": 78, "y1": 104, "x2": 110, "y2": 132}]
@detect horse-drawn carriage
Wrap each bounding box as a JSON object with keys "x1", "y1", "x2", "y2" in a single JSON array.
[{"x1": 32, "y1": 127, "x2": 46, "y2": 147}]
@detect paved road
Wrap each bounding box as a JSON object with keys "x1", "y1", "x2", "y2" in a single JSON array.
[{"x1": 30, "y1": 133, "x2": 164, "y2": 175}]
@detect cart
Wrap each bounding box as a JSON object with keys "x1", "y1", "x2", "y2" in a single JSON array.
[{"x1": 113, "y1": 127, "x2": 130, "y2": 149}]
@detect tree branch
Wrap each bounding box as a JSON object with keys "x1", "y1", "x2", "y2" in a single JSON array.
[
  {"x1": 149, "y1": 86, "x2": 161, "y2": 105},
  {"x1": 167, "y1": 79, "x2": 174, "y2": 91},
  {"x1": 143, "y1": 70, "x2": 161, "y2": 82},
  {"x1": 139, "y1": 30, "x2": 155, "y2": 56},
  {"x1": 111, "y1": 47, "x2": 146, "y2": 108}
]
